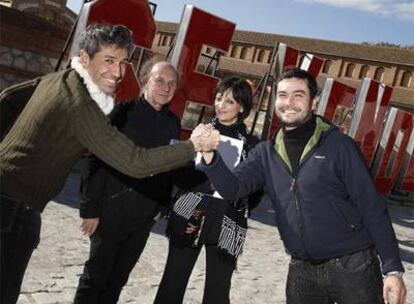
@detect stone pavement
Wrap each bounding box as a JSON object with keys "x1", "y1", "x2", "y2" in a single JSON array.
[{"x1": 17, "y1": 173, "x2": 414, "y2": 304}]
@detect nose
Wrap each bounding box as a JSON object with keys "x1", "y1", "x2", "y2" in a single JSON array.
[
  {"x1": 112, "y1": 62, "x2": 123, "y2": 79},
  {"x1": 285, "y1": 94, "x2": 295, "y2": 105}
]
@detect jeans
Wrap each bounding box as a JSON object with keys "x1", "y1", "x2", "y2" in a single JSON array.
[
  {"x1": 0, "y1": 193, "x2": 41, "y2": 304},
  {"x1": 286, "y1": 248, "x2": 384, "y2": 304}
]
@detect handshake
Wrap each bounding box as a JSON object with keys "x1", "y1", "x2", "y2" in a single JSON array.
[{"x1": 189, "y1": 123, "x2": 220, "y2": 152}]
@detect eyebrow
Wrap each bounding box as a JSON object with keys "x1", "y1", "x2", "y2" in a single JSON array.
[{"x1": 277, "y1": 89, "x2": 307, "y2": 94}]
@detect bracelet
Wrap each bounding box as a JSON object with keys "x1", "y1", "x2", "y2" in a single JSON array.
[{"x1": 384, "y1": 271, "x2": 404, "y2": 278}]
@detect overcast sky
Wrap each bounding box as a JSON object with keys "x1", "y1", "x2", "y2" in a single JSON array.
[{"x1": 67, "y1": 0, "x2": 414, "y2": 46}]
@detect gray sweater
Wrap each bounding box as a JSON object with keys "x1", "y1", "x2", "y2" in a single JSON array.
[{"x1": 0, "y1": 69, "x2": 195, "y2": 211}]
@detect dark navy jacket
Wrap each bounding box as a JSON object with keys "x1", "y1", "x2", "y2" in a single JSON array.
[{"x1": 200, "y1": 116, "x2": 403, "y2": 274}]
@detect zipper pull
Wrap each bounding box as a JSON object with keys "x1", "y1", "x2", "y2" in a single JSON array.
[{"x1": 290, "y1": 178, "x2": 296, "y2": 192}]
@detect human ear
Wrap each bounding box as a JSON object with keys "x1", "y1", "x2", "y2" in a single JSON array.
[{"x1": 79, "y1": 50, "x2": 90, "y2": 68}]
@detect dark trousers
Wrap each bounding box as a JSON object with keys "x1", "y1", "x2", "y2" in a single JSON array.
[
  {"x1": 0, "y1": 194, "x2": 41, "y2": 304},
  {"x1": 73, "y1": 215, "x2": 154, "y2": 304},
  {"x1": 286, "y1": 248, "x2": 384, "y2": 304},
  {"x1": 154, "y1": 243, "x2": 235, "y2": 304}
]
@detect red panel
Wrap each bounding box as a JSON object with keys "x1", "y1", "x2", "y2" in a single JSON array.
[
  {"x1": 320, "y1": 80, "x2": 356, "y2": 120},
  {"x1": 375, "y1": 110, "x2": 413, "y2": 193},
  {"x1": 87, "y1": 0, "x2": 156, "y2": 48},
  {"x1": 282, "y1": 45, "x2": 300, "y2": 71},
  {"x1": 351, "y1": 80, "x2": 392, "y2": 165},
  {"x1": 303, "y1": 55, "x2": 324, "y2": 78},
  {"x1": 114, "y1": 63, "x2": 140, "y2": 102},
  {"x1": 169, "y1": 6, "x2": 235, "y2": 138},
  {"x1": 401, "y1": 154, "x2": 414, "y2": 192}
]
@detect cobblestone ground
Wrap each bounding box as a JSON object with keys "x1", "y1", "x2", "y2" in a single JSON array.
[{"x1": 17, "y1": 173, "x2": 414, "y2": 304}]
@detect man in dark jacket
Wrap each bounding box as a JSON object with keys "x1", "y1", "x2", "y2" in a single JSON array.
[
  {"x1": 199, "y1": 68, "x2": 407, "y2": 304},
  {"x1": 73, "y1": 59, "x2": 181, "y2": 303}
]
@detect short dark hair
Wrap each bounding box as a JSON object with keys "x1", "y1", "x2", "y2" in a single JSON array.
[
  {"x1": 278, "y1": 68, "x2": 319, "y2": 99},
  {"x1": 79, "y1": 23, "x2": 133, "y2": 58},
  {"x1": 214, "y1": 76, "x2": 253, "y2": 120}
]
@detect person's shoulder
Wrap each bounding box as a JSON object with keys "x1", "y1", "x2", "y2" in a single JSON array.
[{"x1": 165, "y1": 108, "x2": 181, "y2": 126}]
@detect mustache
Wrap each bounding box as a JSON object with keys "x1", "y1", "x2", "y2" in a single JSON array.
[{"x1": 279, "y1": 106, "x2": 301, "y2": 112}]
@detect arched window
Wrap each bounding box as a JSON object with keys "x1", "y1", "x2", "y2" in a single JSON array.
[
  {"x1": 240, "y1": 47, "x2": 248, "y2": 60},
  {"x1": 345, "y1": 63, "x2": 355, "y2": 78},
  {"x1": 257, "y1": 49, "x2": 265, "y2": 62},
  {"x1": 374, "y1": 67, "x2": 385, "y2": 82},
  {"x1": 161, "y1": 36, "x2": 168, "y2": 46},
  {"x1": 230, "y1": 45, "x2": 238, "y2": 58},
  {"x1": 359, "y1": 65, "x2": 369, "y2": 79},
  {"x1": 322, "y1": 60, "x2": 332, "y2": 74},
  {"x1": 206, "y1": 47, "x2": 212, "y2": 54},
  {"x1": 400, "y1": 71, "x2": 412, "y2": 87}
]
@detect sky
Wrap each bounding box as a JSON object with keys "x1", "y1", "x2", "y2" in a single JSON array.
[{"x1": 66, "y1": 0, "x2": 414, "y2": 46}]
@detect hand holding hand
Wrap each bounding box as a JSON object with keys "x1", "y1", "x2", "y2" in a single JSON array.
[
  {"x1": 201, "y1": 151, "x2": 215, "y2": 164},
  {"x1": 190, "y1": 124, "x2": 220, "y2": 152}
]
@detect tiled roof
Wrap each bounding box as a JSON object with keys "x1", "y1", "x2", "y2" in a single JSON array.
[{"x1": 156, "y1": 21, "x2": 414, "y2": 67}]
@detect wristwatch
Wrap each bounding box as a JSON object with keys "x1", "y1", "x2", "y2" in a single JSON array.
[{"x1": 384, "y1": 271, "x2": 404, "y2": 278}]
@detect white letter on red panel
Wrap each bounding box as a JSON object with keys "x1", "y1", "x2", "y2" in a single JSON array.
[
  {"x1": 371, "y1": 108, "x2": 413, "y2": 193},
  {"x1": 348, "y1": 78, "x2": 393, "y2": 165}
]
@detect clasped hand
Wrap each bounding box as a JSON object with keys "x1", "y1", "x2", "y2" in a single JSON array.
[{"x1": 190, "y1": 123, "x2": 220, "y2": 152}]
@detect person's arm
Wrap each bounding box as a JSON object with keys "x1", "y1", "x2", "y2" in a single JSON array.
[
  {"x1": 79, "y1": 155, "x2": 106, "y2": 236},
  {"x1": 72, "y1": 102, "x2": 219, "y2": 179},
  {"x1": 199, "y1": 144, "x2": 266, "y2": 200},
  {"x1": 337, "y1": 136, "x2": 406, "y2": 304}
]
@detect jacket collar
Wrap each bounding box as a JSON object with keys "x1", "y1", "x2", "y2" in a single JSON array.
[
  {"x1": 273, "y1": 116, "x2": 332, "y2": 172},
  {"x1": 71, "y1": 56, "x2": 114, "y2": 115}
]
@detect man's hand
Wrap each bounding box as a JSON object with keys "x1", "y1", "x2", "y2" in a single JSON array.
[
  {"x1": 190, "y1": 123, "x2": 220, "y2": 152},
  {"x1": 202, "y1": 151, "x2": 215, "y2": 164},
  {"x1": 81, "y1": 218, "x2": 100, "y2": 237},
  {"x1": 153, "y1": 211, "x2": 162, "y2": 222},
  {"x1": 383, "y1": 275, "x2": 407, "y2": 304}
]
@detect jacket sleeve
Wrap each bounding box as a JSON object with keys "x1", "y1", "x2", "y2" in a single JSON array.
[
  {"x1": 79, "y1": 155, "x2": 106, "y2": 218},
  {"x1": 72, "y1": 101, "x2": 196, "y2": 179},
  {"x1": 337, "y1": 135, "x2": 404, "y2": 274},
  {"x1": 199, "y1": 143, "x2": 267, "y2": 200},
  {"x1": 0, "y1": 78, "x2": 41, "y2": 141}
]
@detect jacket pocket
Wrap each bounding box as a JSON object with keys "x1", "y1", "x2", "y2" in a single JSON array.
[
  {"x1": 334, "y1": 248, "x2": 374, "y2": 273},
  {"x1": 329, "y1": 200, "x2": 360, "y2": 232}
]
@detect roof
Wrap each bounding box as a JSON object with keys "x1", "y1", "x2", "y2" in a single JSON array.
[{"x1": 156, "y1": 21, "x2": 414, "y2": 67}]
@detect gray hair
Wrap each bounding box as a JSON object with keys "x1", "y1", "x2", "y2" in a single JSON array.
[
  {"x1": 138, "y1": 56, "x2": 179, "y2": 85},
  {"x1": 79, "y1": 23, "x2": 133, "y2": 58}
]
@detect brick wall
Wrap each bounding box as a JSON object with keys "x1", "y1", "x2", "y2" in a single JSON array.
[{"x1": 0, "y1": 5, "x2": 71, "y2": 89}]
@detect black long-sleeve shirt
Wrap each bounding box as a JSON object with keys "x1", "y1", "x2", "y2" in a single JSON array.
[{"x1": 79, "y1": 97, "x2": 181, "y2": 220}]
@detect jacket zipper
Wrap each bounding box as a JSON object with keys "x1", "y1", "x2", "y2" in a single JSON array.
[
  {"x1": 273, "y1": 150, "x2": 310, "y2": 257},
  {"x1": 276, "y1": 131, "x2": 326, "y2": 259}
]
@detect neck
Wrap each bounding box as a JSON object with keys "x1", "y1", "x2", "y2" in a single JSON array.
[
  {"x1": 283, "y1": 115, "x2": 316, "y2": 139},
  {"x1": 71, "y1": 56, "x2": 115, "y2": 115}
]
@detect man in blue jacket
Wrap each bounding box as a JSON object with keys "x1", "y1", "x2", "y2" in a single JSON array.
[{"x1": 200, "y1": 68, "x2": 407, "y2": 304}]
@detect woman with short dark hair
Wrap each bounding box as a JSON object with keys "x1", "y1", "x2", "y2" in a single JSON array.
[{"x1": 154, "y1": 76, "x2": 263, "y2": 304}]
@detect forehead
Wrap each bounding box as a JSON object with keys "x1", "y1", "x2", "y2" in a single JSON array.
[
  {"x1": 216, "y1": 89, "x2": 237, "y2": 102},
  {"x1": 94, "y1": 44, "x2": 129, "y2": 59},
  {"x1": 277, "y1": 77, "x2": 309, "y2": 93},
  {"x1": 150, "y1": 63, "x2": 177, "y2": 79}
]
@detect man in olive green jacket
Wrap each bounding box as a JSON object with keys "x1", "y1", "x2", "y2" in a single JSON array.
[{"x1": 0, "y1": 24, "x2": 219, "y2": 304}]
